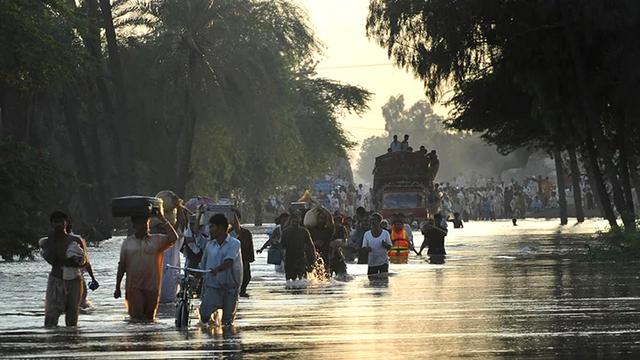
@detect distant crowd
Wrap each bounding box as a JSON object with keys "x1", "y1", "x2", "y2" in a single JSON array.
[{"x1": 432, "y1": 174, "x2": 596, "y2": 221}]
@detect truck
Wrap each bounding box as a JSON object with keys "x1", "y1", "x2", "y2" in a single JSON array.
[{"x1": 372, "y1": 151, "x2": 438, "y2": 223}]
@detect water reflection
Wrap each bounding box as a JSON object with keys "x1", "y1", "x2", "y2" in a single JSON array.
[
  {"x1": 2, "y1": 219, "x2": 640, "y2": 358},
  {"x1": 367, "y1": 274, "x2": 389, "y2": 291}
]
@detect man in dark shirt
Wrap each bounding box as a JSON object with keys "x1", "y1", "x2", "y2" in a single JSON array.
[
  {"x1": 419, "y1": 215, "x2": 448, "y2": 256},
  {"x1": 281, "y1": 212, "x2": 316, "y2": 281},
  {"x1": 40, "y1": 211, "x2": 87, "y2": 327},
  {"x1": 231, "y1": 209, "x2": 254, "y2": 297}
]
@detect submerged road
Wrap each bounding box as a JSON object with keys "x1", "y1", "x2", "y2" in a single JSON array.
[{"x1": 1, "y1": 219, "x2": 639, "y2": 359}]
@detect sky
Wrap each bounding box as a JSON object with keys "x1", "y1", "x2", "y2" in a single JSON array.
[{"x1": 298, "y1": 0, "x2": 449, "y2": 166}]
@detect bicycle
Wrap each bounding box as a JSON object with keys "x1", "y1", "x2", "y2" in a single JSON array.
[{"x1": 166, "y1": 264, "x2": 210, "y2": 328}]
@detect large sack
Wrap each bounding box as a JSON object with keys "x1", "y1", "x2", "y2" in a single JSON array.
[
  {"x1": 153, "y1": 190, "x2": 182, "y2": 226},
  {"x1": 303, "y1": 206, "x2": 333, "y2": 228}
]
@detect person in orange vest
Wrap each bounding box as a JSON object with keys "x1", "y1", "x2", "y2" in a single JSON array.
[{"x1": 388, "y1": 216, "x2": 415, "y2": 264}]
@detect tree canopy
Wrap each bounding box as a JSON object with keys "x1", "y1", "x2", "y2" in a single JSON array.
[
  {"x1": 367, "y1": 0, "x2": 640, "y2": 230},
  {"x1": 0, "y1": 0, "x2": 370, "y2": 258}
]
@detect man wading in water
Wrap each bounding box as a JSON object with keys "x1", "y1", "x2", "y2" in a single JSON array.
[
  {"x1": 281, "y1": 211, "x2": 317, "y2": 281},
  {"x1": 230, "y1": 209, "x2": 254, "y2": 298},
  {"x1": 199, "y1": 214, "x2": 243, "y2": 326},
  {"x1": 114, "y1": 213, "x2": 178, "y2": 321},
  {"x1": 41, "y1": 211, "x2": 87, "y2": 327},
  {"x1": 362, "y1": 213, "x2": 392, "y2": 275}
]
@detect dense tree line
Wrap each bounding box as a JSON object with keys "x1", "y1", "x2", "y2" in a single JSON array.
[
  {"x1": 368, "y1": 0, "x2": 640, "y2": 231},
  {"x1": 0, "y1": 0, "x2": 370, "y2": 259}
]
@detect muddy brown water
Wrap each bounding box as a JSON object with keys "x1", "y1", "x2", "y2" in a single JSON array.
[{"x1": 1, "y1": 219, "x2": 639, "y2": 359}]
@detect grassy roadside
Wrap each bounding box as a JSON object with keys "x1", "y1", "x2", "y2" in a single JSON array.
[{"x1": 586, "y1": 226, "x2": 640, "y2": 261}]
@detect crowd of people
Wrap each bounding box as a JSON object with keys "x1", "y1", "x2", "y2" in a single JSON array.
[
  {"x1": 40, "y1": 200, "x2": 256, "y2": 328},
  {"x1": 430, "y1": 174, "x2": 596, "y2": 222},
  {"x1": 40, "y1": 199, "x2": 450, "y2": 328},
  {"x1": 260, "y1": 206, "x2": 449, "y2": 279},
  {"x1": 267, "y1": 183, "x2": 372, "y2": 218}
]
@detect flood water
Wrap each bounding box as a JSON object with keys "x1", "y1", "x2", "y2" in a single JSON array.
[{"x1": 1, "y1": 219, "x2": 640, "y2": 358}]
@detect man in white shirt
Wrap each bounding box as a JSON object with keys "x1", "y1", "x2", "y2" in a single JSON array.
[
  {"x1": 361, "y1": 213, "x2": 392, "y2": 275},
  {"x1": 199, "y1": 214, "x2": 242, "y2": 326}
]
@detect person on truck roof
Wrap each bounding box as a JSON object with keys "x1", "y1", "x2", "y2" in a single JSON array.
[
  {"x1": 401, "y1": 134, "x2": 410, "y2": 152},
  {"x1": 390, "y1": 135, "x2": 401, "y2": 152}
]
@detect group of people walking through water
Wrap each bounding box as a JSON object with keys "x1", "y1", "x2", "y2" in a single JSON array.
[
  {"x1": 39, "y1": 194, "x2": 450, "y2": 328},
  {"x1": 259, "y1": 205, "x2": 450, "y2": 280}
]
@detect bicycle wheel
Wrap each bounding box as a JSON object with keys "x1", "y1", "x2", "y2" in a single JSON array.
[{"x1": 175, "y1": 300, "x2": 189, "y2": 328}]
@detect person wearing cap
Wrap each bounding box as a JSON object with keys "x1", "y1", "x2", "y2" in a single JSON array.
[
  {"x1": 40, "y1": 211, "x2": 87, "y2": 327},
  {"x1": 114, "y1": 212, "x2": 178, "y2": 321},
  {"x1": 380, "y1": 219, "x2": 390, "y2": 231},
  {"x1": 230, "y1": 209, "x2": 254, "y2": 298}
]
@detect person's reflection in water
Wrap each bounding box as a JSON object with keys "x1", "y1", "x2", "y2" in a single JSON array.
[
  {"x1": 368, "y1": 275, "x2": 389, "y2": 290},
  {"x1": 197, "y1": 324, "x2": 242, "y2": 357},
  {"x1": 434, "y1": 268, "x2": 444, "y2": 288},
  {"x1": 428, "y1": 255, "x2": 446, "y2": 264},
  {"x1": 367, "y1": 273, "x2": 389, "y2": 297}
]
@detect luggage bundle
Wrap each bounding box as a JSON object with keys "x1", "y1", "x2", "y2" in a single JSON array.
[{"x1": 112, "y1": 196, "x2": 163, "y2": 218}]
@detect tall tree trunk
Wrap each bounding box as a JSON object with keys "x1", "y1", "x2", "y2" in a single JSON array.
[
  {"x1": 175, "y1": 52, "x2": 199, "y2": 197},
  {"x1": 584, "y1": 135, "x2": 619, "y2": 230},
  {"x1": 61, "y1": 91, "x2": 104, "y2": 235},
  {"x1": 554, "y1": 150, "x2": 568, "y2": 225},
  {"x1": 628, "y1": 156, "x2": 640, "y2": 215},
  {"x1": 61, "y1": 0, "x2": 112, "y2": 239},
  {"x1": 600, "y1": 151, "x2": 634, "y2": 230},
  {"x1": 568, "y1": 146, "x2": 585, "y2": 222},
  {"x1": 97, "y1": 0, "x2": 138, "y2": 193},
  {"x1": 0, "y1": 85, "x2": 4, "y2": 138},
  {"x1": 617, "y1": 114, "x2": 636, "y2": 230},
  {"x1": 252, "y1": 194, "x2": 264, "y2": 226},
  {"x1": 561, "y1": 2, "x2": 631, "y2": 230},
  {"x1": 98, "y1": 0, "x2": 126, "y2": 110}
]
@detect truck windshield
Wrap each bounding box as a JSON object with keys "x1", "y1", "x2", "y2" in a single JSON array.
[{"x1": 383, "y1": 193, "x2": 423, "y2": 209}]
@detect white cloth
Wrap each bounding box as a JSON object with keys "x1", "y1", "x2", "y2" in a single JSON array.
[
  {"x1": 159, "y1": 235, "x2": 184, "y2": 303},
  {"x1": 362, "y1": 229, "x2": 392, "y2": 267},
  {"x1": 62, "y1": 241, "x2": 85, "y2": 280}
]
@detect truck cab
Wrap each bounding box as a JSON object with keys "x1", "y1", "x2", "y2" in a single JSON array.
[{"x1": 372, "y1": 150, "x2": 437, "y2": 223}]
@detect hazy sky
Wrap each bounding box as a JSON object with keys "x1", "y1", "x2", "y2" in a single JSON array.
[{"x1": 298, "y1": 0, "x2": 448, "y2": 165}]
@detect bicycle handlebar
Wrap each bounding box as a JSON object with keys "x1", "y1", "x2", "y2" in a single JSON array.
[{"x1": 165, "y1": 264, "x2": 211, "y2": 273}]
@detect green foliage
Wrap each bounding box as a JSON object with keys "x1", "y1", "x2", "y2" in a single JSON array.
[
  {"x1": 116, "y1": 0, "x2": 370, "y2": 204},
  {"x1": 367, "y1": 0, "x2": 640, "y2": 231},
  {"x1": 0, "y1": 0, "x2": 85, "y2": 91},
  {"x1": 0, "y1": 139, "x2": 57, "y2": 260},
  {"x1": 586, "y1": 226, "x2": 640, "y2": 262},
  {"x1": 1, "y1": 0, "x2": 371, "y2": 248},
  {"x1": 366, "y1": 0, "x2": 640, "y2": 151}
]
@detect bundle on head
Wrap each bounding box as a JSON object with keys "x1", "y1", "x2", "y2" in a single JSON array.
[
  {"x1": 303, "y1": 206, "x2": 334, "y2": 228},
  {"x1": 153, "y1": 190, "x2": 182, "y2": 226}
]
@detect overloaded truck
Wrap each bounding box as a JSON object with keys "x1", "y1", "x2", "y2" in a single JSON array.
[{"x1": 372, "y1": 151, "x2": 438, "y2": 223}]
